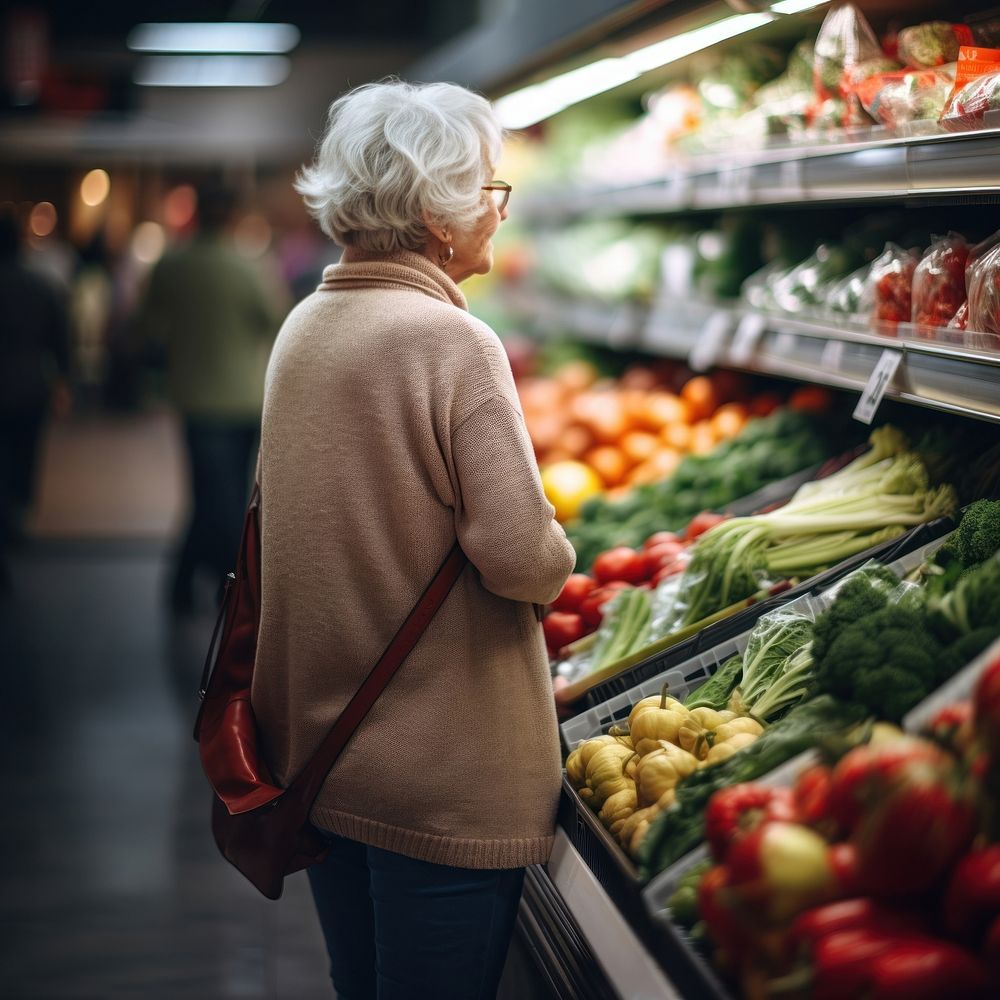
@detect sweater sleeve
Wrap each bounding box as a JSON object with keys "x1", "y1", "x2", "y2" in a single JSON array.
[{"x1": 451, "y1": 394, "x2": 576, "y2": 604}]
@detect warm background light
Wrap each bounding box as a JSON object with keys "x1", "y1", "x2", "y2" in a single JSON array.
[
  {"x1": 80, "y1": 168, "x2": 110, "y2": 207},
  {"x1": 131, "y1": 221, "x2": 166, "y2": 263},
  {"x1": 163, "y1": 184, "x2": 197, "y2": 230},
  {"x1": 233, "y1": 213, "x2": 272, "y2": 258},
  {"x1": 29, "y1": 201, "x2": 57, "y2": 237}
]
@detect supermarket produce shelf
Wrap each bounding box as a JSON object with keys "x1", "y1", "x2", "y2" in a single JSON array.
[
  {"x1": 521, "y1": 125, "x2": 1000, "y2": 221},
  {"x1": 504, "y1": 285, "x2": 1000, "y2": 424},
  {"x1": 545, "y1": 829, "x2": 681, "y2": 1000}
]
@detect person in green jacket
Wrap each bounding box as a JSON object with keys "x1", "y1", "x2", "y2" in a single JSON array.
[{"x1": 136, "y1": 183, "x2": 284, "y2": 612}]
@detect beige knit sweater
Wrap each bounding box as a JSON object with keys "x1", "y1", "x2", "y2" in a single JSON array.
[{"x1": 251, "y1": 248, "x2": 576, "y2": 869}]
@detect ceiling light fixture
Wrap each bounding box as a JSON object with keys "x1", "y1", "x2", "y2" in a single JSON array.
[
  {"x1": 127, "y1": 22, "x2": 300, "y2": 54},
  {"x1": 495, "y1": 12, "x2": 777, "y2": 129},
  {"x1": 134, "y1": 55, "x2": 291, "y2": 88}
]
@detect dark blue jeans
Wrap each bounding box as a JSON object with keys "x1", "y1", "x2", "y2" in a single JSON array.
[{"x1": 307, "y1": 833, "x2": 525, "y2": 1000}]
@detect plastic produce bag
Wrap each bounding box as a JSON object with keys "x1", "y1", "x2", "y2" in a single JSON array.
[
  {"x1": 866, "y1": 242, "x2": 920, "y2": 330},
  {"x1": 897, "y1": 21, "x2": 972, "y2": 68},
  {"x1": 824, "y1": 263, "x2": 871, "y2": 321},
  {"x1": 813, "y1": 3, "x2": 884, "y2": 127},
  {"x1": 854, "y1": 64, "x2": 956, "y2": 129},
  {"x1": 911, "y1": 232, "x2": 970, "y2": 330},
  {"x1": 771, "y1": 244, "x2": 858, "y2": 314},
  {"x1": 967, "y1": 240, "x2": 1000, "y2": 340},
  {"x1": 940, "y1": 46, "x2": 1000, "y2": 130}
]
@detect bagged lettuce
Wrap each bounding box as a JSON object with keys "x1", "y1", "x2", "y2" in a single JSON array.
[{"x1": 897, "y1": 21, "x2": 972, "y2": 69}]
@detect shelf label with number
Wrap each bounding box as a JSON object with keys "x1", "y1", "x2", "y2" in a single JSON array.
[
  {"x1": 853, "y1": 349, "x2": 904, "y2": 424},
  {"x1": 729, "y1": 313, "x2": 767, "y2": 365},
  {"x1": 689, "y1": 311, "x2": 732, "y2": 371}
]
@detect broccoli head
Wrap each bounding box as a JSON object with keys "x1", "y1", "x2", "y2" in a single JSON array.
[
  {"x1": 955, "y1": 499, "x2": 1000, "y2": 568},
  {"x1": 812, "y1": 565, "x2": 899, "y2": 662},
  {"x1": 926, "y1": 554, "x2": 1000, "y2": 641},
  {"x1": 943, "y1": 625, "x2": 1000, "y2": 678},
  {"x1": 812, "y1": 604, "x2": 945, "y2": 722}
]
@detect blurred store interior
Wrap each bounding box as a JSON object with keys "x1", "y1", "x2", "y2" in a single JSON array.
[
  {"x1": 0, "y1": 2, "x2": 580, "y2": 997},
  {"x1": 4, "y1": 0, "x2": 1000, "y2": 997}
]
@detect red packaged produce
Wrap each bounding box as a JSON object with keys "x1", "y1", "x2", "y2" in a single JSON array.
[
  {"x1": 868, "y1": 242, "x2": 920, "y2": 332},
  {"x1": 967, "y1": 241, "x2": 1000, "y2": 341},
  {"x1": 940, "y1": 46, "x2": 1000, "y2": 131},
  {"x1": 911, "y1": 232, "x2": 969, "y2": 331}
]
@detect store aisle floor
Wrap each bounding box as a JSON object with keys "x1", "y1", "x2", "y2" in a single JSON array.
[{"x1": 0, "y1": 411, "x2": 551, "y2": 1000}]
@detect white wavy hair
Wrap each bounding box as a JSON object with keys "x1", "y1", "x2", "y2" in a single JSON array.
[{"x1": 295, "y1": 79, "x2": 503, "y2": 253}]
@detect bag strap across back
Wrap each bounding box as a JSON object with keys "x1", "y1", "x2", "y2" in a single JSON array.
[{"x1": 288, "y1": 536, "x2": 468, "y2": 803}]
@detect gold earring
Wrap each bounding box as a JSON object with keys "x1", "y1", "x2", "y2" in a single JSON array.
[{"x1": 438, "y1": 244, "x2": 453, "y2": 268}]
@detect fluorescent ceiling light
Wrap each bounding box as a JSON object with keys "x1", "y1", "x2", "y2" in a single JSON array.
[
  {"x1": 128, "y1": 22, "x2": 300, "y2": 54},
  {"x1": 623, "y1": 13, "x2": 775, "y2": 74},
  {"x1": 496, "y1": 13, "x2": 776, "y2": 129},
  {"x1": 134, "y1": 55, "x2": 291, "y2": 87},
  {"x1": 496, "y1": 59, "x2": 639, "y2": 129},
  {"x1": 770, "y1": 0, "x2": 830, "y2": 14}
]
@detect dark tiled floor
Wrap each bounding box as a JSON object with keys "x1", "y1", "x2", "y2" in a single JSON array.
[{"x1": 0, "y1": 540, "x2": 335, "y2": 998}]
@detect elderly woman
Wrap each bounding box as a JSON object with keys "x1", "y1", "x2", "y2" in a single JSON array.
[{"x1": 250, "y1": 81, "x2": 575, "y2": 998}]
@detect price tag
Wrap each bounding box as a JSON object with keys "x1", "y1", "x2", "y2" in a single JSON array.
[
  {"x1": 820, "y1": 338, "x2": 845, "y2": 371},
  {"x1": 780, "y1": 158, "x2": 803, "y2": 198},
  {"x1": 853, "y1": 349, "x2": 904, "y2": 424},
  {"x1": 689, "y1": 311, "x2": 732, "y2": 371},
  {"x1": 729, "y1": 313, "x2": 767, "y2": 365}
]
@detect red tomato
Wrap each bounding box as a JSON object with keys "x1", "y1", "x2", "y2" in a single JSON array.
[
  {"x1": 550, "y1": 573, "x2": 597, "y2": 613},
  {"x1": 643, "y1": 540, "x2": 686, "y2": 573},
  {"x1": 542, "y1": 612, "x2": 586, "y2": 655},
  {"x1": 650, "y1": 562, "x2": 685, "y2": 587},
  {"x1": 592, "y1": 546, "x2": 648, "y2": 585},
  {"x1": 579, "y1": 581, "x2": 630, "y2": 629},
  {"x1": 642, "y1": 531, "x2": 682, "y2": 550},
  {"x1": 683, "y1": 511, "x2": 727, "y2": 542}
]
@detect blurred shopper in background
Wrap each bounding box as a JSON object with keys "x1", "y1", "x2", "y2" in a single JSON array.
[
  {"x1": 0, "y1": 210, "x2": 70, "y2": 591},
  {"x1": 134, "y1": 183, "x2": 283, "y2": 613},
  {"x1": 251, "y1": 81, "x2": 575, "y2": 999}
]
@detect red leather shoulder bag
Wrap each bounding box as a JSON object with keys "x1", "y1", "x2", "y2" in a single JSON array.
[{"x1": 193, "y1": 485, "x2": 467, "y2": 899}]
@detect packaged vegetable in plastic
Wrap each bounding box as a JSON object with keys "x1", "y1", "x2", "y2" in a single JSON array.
[
  {"x1": 854, "y1": 64, "x2": 956, "y2": 129},
  {"x1": 897, "y1": 21, "x2": 973, "y2": 68},
  {"x1": 813, "y1": 3, "x2": 883, "y2": 100},
  {"x1": 824, "y1": 263, "x2": 871, "y2": 320},
  {"x1": 911, "y1": 232, "x2": 970, "y2": 330},
  {"x1": 940, "y1": 46, "x2": 1000, "y2": 130},
  {"x1": 967, "y1": 240, "x2": 1000, "y2": 338},
  {"x1": 841, "y1": 56, "x2": 903, "y2": 125},
  {"x1": 867, "y1": 242, "x2": 920, "y2": 331}
]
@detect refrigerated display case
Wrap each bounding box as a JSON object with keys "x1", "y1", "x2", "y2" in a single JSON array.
[{"x1": 417, "y1": 2, "x2": 1000, "y2": 996}]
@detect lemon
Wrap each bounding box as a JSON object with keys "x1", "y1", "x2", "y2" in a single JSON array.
[{"x1": 541, "y1": 460, "x2": 603, "y2": 522}]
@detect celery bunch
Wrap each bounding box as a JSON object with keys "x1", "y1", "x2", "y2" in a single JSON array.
[{"x1": 678, "y1": 426, "x2": 958, "y2": 627}]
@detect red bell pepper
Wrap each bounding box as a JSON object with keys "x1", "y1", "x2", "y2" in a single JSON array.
[
  {"x1": 864, "y1": 940, "x2": 991, "y2": 999},
  {"x1": 973, "y1": 653, "x2": 1000, "y2": 760},
  {"x1": 828, "y1": 737, "x2": 945, "y2": 834},
  {"x1": 704, "y1": 784, "x2": 798, "y2": 863},
  {"x1": 726, "y1": 821, "x2": 844, "y2": 925},
  {"x1": 944, "y1": 845, "x2": 1000, "y2": 945},
  {"x1": 793, "y1": 764, "x2": 839, "y2": 837},
  {"x1": 697, "y1": 863, "x2": 748, "y2": 964},
  {"x1": 789, "y1": 898, "x2": 929, "y2": 955},
  {"x1": 850, "y1": 752, "x2": 978, "y2": 897},
  {"x1": 925, "y1": 701, "x2": 976, "y2": 760}
]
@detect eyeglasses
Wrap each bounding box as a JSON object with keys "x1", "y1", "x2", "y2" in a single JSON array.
[{"x1": 482, "y1": 180, "x2": 512, "y2": 212}]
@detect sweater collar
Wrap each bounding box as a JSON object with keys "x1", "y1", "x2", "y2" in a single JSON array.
[{"x1": 320, "y1": 247, "x2": 468, "y2": 311}]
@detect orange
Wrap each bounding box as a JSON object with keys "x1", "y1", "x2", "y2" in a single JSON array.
[
  {"x1": 621, "y1": 430, "x2": 660, "y2": 465},
  {"x1": 585, "y1": 445, "x2": 629, "y2": 488},
  {"x1": 661, "y1": 421, "x2": 692, "y2": 452},
  {"x1": 689, "y1": 420, "x2": 718, "y2": 455},
  {"x1": 710, "y1": 402, "x2": 749, "y2": 441},
  {"x1": 680, "y1": 375, "x2": 718, "y2": 422},
  {"x1": 642, "y1": 392, "x2": 690, "y2": 431},
  {"x1": 553, "y1": 359, "x2": 601, "y2": 393},
  {"x1": 561, "y1": 424, "x2": 595, "y2": 460}
]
